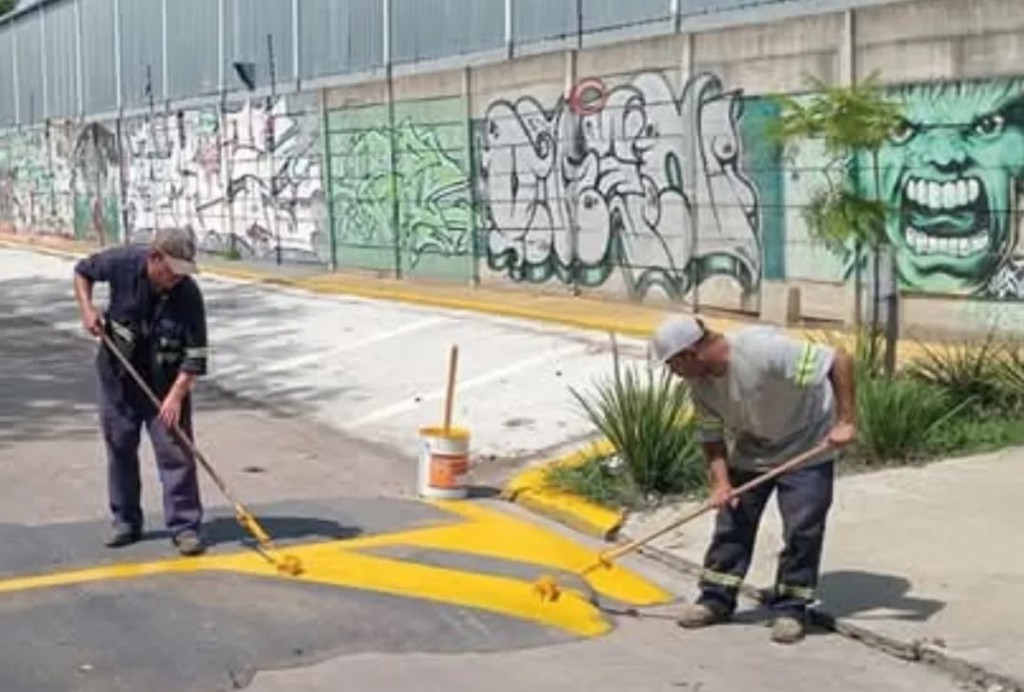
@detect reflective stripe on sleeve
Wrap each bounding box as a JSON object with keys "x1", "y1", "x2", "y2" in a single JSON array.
[{"x1": 794, "y1": 343, "x2": 817, "y2": 386}]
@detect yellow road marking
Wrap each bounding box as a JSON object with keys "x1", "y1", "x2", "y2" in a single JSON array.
[{"x1": 0, "y1": 501, "x2": 672, "y2": 638}]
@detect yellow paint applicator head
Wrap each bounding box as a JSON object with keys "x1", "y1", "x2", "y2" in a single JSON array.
[
  {"x1": 276, "y1": 554, "x2": 304, "y2": 577},
  {"x1": 533, "y1": 575, "x2": 562, "y2": 603}
]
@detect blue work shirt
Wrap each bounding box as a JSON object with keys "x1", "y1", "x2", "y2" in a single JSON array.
[{"x1": 74, "y1": 244, "x2": 208, "y2": 397}]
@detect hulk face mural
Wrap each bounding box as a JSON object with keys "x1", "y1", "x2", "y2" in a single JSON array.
[{"x1": 871, "y1": 80, "x2": 1024, "y2": 297}]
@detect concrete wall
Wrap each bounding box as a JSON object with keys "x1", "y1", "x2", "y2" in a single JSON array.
[{"x1": 3, "y1": 0, "x2": 1024, "y2": 337}]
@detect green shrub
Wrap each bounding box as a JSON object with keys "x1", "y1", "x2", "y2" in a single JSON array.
[
  {"x1": 810, "y1": 327, "x2": 886, "y2": 379},
  {"x1": 854, "y1": 373, "x2": 969, "y2": 463},
  {"x1": 991, "y1": 343, "x2": 1024, "y2": 414},
  {"x1": 904, "y1": 332, "x2": 1004, "y2": 413},
  {"x1": 569, "y1": 363, "x2": 705, "y2": 499}
]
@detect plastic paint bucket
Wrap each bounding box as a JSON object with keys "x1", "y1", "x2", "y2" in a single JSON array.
[{"x1": 417, "y1": 425, "x2": 470, "y2": 500}]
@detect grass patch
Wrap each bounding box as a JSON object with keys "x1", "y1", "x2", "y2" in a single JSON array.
[
  {"x1": 545, "y1": 457, "x2": 642, "y2": 510},
  {"x1": 925, "y1": 416, "x2": 1024, "y2": 457}
]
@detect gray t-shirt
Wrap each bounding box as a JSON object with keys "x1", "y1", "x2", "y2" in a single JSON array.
[{"x1": 690, "y1": 326, "x2": 837, "y2": 472}]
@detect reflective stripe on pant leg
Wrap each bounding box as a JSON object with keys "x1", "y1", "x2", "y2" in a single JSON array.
[
  {"x1": 701, "y1": 569, "x2": 745, "y2": 589},
  {"x1": 698, "y1": 467, "x2": 774, "y2": 611},
  {"x1": 772, "y1": 459, "x2": 834, "y2": 612},
  {"x1": 776, "y1": 583, "x2": 815, "y2": 601}
]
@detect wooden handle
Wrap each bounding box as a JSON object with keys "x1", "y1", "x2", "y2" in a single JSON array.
[
  {"x1": 588, "y1": 441, "x2": 833, "y2": 569},
  {"x1": 443, "y1": 345, "x2": 459, "y2": 433},
  {"x1": 99, "y1": 331, "x2": 232, "y2": 500}
]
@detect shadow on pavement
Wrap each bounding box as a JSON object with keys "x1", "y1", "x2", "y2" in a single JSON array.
[
  {"x1": 0, "y1": 271, "x2": 359, "y2": 449},
  {"x1": 817, "y1": 570, "x2": 946, "y2": 621},
  {"x1": 141, "y1": 514, "x2": 363, "y2": 548},
  {"x1": 0, "y1": 305, "x2": 243, "y2": 450}
]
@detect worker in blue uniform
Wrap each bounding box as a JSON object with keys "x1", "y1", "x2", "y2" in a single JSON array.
[{"x1": 73, "y1": 228, "x2": 209, "y2": 556}]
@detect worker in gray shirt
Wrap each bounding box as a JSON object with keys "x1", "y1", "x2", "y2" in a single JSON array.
[{"x1": 652, "y1": 315, "x2": 856, "y2": 644}]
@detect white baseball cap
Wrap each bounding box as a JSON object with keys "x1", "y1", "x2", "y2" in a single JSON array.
[{"x1": 651, "y1": 315, "x2": 705, "y2": 363}]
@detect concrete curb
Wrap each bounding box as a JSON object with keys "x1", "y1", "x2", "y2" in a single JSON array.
[
  {"x1": 499, "y1": 439, "x2": 625, "y2": 541},
  {"x1": 0, "y1": 234, "x2": 962, "y2": 369}
]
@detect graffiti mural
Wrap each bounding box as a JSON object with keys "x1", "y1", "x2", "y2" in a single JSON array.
[
  {"x1": 475, "y1": 72, "x2": 762, "y2": 301},
  {"x1": 2, "y1": 68, "x2": 1023, "y2": 315},
  {"x1": 70, "y1": 121, "x2": 121, "y2": 243},
  {"x1": 327, "y1": 98, "x2": 473, "y2": 277},
  {"x1": 869, "y1": 79, "x2": 1024, "y2": 299},
  {"x1": 784, "y1": 78, "x2": 1024, "y2": 301},
  {"x1": 0, "y1": 125, "x2": 74, "y2": 236},
  {"x1": 123, "y1": 96, "x2": 327, "y2": 261}
]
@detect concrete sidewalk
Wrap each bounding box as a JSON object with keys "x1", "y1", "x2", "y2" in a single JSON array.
[{"x1": 624, "y1": 449, "x2": 1024, "y2": 689}]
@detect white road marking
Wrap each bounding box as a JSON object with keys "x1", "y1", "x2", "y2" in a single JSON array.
[
  {"x1": 255, "y1": 317, "x2": 452, "y2": 375},
  {"x1": 341, "y1": 343, "x2": 589, "y2": 430}
]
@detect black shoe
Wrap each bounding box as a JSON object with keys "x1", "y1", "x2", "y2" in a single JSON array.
[
  {"x1": 173, "y1": 529, "x2": 206, "y2": 556},
  {"x1": 105, "y1": 525, "x2": 142, "y2": 548}
]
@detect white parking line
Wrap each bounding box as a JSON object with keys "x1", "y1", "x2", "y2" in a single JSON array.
[
  {"x1": 341, "y1": 343, "x2": 589, "y2": 430},
  {"x1": 255, "y1": 316, "x2": 453, "y2": 375}
]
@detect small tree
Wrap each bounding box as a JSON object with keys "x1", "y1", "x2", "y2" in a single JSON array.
[
  {"x1": 769, "y1": 73, "x2": 903, "y2": 375},
  {"x1": 0, "y1": 0, "x2": 16, "y2": 17}
]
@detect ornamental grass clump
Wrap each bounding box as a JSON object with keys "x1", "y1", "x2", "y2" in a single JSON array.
[{"x1": 569, "y1": 360, "x2": 704, "y2": 499}]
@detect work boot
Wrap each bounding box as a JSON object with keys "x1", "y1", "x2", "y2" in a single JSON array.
[
  {"x1": 770, "y1": 615, "x2": 806, "y2": 644},
  {"x1": 173, "y1": 529, "x2": 206, "y2": 556},
  {"x1": 104, "y1": 525, "x2": 142, "y2": 548},
  {"x1": 675, "y1": 602, "x2": 729, "y2": 629}
]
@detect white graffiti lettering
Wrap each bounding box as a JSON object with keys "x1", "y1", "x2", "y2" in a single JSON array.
[{"x1": 475, "y1": 72, "x2": 762, "y2": 300}]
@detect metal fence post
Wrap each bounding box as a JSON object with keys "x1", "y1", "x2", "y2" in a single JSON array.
[
  {"x1": 12, "y1": 26, "x2": 20, "y2": 125},
  {"x1": 163, "y1": 0, "x2": 170, "y2": 101},
  {"x1": 74, "y1": 0, "x2": 84, "y2": 117},
  {"x1": 462, "y1": 66, "x2": 480, "y2": 286},
  {"x1": 113, "y1": 0, "x2": 122, "y2": 112},
  {"x1": 504, "y1": 0, "x2": 513, "y2": 59},
  {"x1": 319, "y1": 91, "x2": 337, "y2": 271},
  {"x1": 292, "y1": 0, "x2": 300, "y2": 87},
  {"x1": 39, "y1": 4, "x2": 48, "y2": 120},
  {"x1": 384, "y1": 0, "x2": 402, "y2": 279}
]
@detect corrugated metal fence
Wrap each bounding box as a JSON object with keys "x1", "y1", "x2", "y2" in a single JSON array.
[{"x1": 0, "y1": 0, "x2": 823, "y2": 126}]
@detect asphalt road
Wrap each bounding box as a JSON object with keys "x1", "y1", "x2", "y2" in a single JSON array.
[{"x1": 0, "y1": 247, "x2": 967, "y2": 692}]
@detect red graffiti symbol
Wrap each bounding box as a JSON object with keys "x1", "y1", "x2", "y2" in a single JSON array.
[{"x1": 568, "y1": 78, "x2": 608, "y2": 116}]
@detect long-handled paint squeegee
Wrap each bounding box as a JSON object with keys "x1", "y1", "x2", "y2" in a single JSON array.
[
  {"x1": 99, "y1": 331, "x2": 303, "y2": 577},
  {"x1": 534, "y1": 441, "x2": 833, "y2": 603}
]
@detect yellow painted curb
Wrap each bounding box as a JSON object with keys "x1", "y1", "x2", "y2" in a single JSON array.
[
  {"x1": 502, "y1": 439, "x2": 626, "y2": 541},
  {"x1": 0, "y1": 234, "x2": 975, "y2": 368}
]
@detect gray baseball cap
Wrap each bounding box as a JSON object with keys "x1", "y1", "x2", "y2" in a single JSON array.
[{"x1": 152, "y1": 227, "x2": 197, "y2": 275}]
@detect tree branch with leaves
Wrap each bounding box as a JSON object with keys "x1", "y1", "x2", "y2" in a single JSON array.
[{"x1": 769, "y1": 73, "x2": 904, "y2": 375}]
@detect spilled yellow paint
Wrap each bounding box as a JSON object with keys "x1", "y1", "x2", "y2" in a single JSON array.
[{"x1": 0, "y1": 501, "x2": 672, "y2": 638}]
